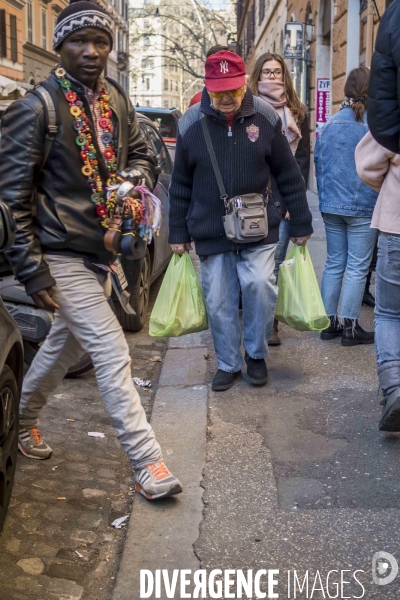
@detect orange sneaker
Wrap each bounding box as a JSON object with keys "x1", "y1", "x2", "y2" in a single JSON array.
[
  {"x1": 18, "y1": 427, "x2": 52, "y2": 460},
  {"x1": 135, "y1": 460, "x2": 182, "y2": 500}
]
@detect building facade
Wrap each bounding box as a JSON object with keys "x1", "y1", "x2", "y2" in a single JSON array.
[
  {"x1": 237, "y1": 0, "x2": 287, "y2": 72},
  {"x1": 129, "y1": 1, "x2": 182, "y2": 110},
  {"x1": 0, "y1": 0, "x2": 25, "y2": 90},
  {"x1": 23, "y1": 0, "x2": 67, "y2": 87},
  {"x1": 238, "y1": 0, "x2": 391, "y2": 189},
  {"x1": 0, "y1": 0, "x2": 129, "y2": 99},
  {"x1": 129, "y1": 0, "x2": 235, "y2": 111},
  {"x1": 105, "y1": 0, "x2": 129, "y2": 90}
]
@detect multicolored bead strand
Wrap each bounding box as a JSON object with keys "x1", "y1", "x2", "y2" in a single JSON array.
[{"x1": 55, "y1": 65, "x2": 117, "y2": 224}]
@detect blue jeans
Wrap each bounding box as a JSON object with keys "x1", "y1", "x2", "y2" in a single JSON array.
[
  {"x1": 200, "y1": 244, "x2": 277, "y2": 373},
  {"x1": 375, "y1": 233, "x2": 400, "y2": 393},
  {"x1": 321, "y1": 213, "x2": 378, "y2": 320},
  {"x1": 274, "y1": 217, "x2": 291, "y2": 281}
]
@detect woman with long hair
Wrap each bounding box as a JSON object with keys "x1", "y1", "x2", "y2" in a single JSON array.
[
  {"x1": 249, "y1": 52, "x2": 310, "y2": 346},
  {"x1": 315, "y1": 66, "x2": 378, "y2": 346}
]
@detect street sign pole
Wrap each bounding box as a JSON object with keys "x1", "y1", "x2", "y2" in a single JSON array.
[{"x1": 284, "y1": 22, "x2": 306, "y2": 105}]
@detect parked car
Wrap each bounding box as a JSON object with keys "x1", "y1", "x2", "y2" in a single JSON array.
[
  {"x1": 135, "y1": 107, "x2": 182, "y2": 162},
  {"x1": 113, "y1": 113, "x2": 173, "y2": 331},
  {"x1": 0, "y1": 201, "x2": 24, "y2": 531}
]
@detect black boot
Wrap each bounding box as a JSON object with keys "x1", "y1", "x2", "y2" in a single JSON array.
[
  {"x1": 212, "y1": 369, "x2": 241, "y2": 392},
  {"x1": 362, "y1": 271, "x2": 375, "y2": 308},
  {"x1": 379, "y1": 388, "x2": 400, "y2": 431},
  {"x1": 320, "y1": 316, "x2": 343, "y2": 340},
  {"x1": 245, "y1": 352, "x2": 268, "y2": 385},
  {"x1": 341, "y1": 319, "x2": 374, "y2": 346}
]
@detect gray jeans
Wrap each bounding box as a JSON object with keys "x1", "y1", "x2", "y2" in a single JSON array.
[{"x1": 19, "y1": 254, "x2": 162, "y2": 470}]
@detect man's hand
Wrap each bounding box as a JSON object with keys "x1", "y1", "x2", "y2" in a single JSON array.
[
  {"x1": 170, "y1": 243, "x2": 192, "y2": 255},
  {"x1": 31, "y1": 287, "x2": 60, "y2": 311},
  {"x1": 290, "y1": 235, "x2": 311, "y2": 247}
]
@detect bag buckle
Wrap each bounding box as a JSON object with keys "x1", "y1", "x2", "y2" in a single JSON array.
[{"x1": 221, "y1": 194, "x2": 231, "y2": 212}]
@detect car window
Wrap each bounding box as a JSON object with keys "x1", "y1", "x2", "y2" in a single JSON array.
[
  {"x1": 139, "y1": 122, "x2": 158, "y2": 172},
  {"x1": 144, "y1": 123, "x2": 172, "y2": 175},
  {"x1": 142, "y1": 113, "x2": 177, "y2": 139}
]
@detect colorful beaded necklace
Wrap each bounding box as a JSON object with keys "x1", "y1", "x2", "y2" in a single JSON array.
[{"x1": 54, "y1": 65, "x2": 118, "y2": 224}]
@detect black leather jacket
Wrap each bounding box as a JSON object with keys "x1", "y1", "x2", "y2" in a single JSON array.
[{"x1": 0, "y1": 72, "x2": 156, "y2": 295}]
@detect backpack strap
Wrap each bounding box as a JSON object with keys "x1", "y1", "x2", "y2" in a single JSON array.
[
  {"x1": 34, "y1": 84, "x2": 58, "y2": 166},
  {"x1": 26, "y1": 82, "x2": 58, "y2": 168}
]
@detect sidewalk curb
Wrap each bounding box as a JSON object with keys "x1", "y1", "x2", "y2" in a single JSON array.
[{"x1": 112, "y1": 337, "x2": 208, "y2": 600}]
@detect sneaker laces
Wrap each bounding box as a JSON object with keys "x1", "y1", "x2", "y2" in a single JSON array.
[
  {"x1": 147, "y1": 461, "x2": 170, "y2": 481},
  {"x1": 30, "y1": 427, "x2": 43, "y2": 445}
]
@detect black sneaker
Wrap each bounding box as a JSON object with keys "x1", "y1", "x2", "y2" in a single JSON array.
[
  {"x1": 245, "y1": 352, "x2": 268, "y2": 385},
  {"x1": 379, "y1": 389, "x2": 400, "y2": 431},
  {"x1": 320, "y1": 316, "x2": 343, "y2": 340},
  {"x1": 212, "y1": 369, "x2": 241, "y2": 392},
  {"x1": 341, "y1": 319, "x2": 374, "y2": 346}
]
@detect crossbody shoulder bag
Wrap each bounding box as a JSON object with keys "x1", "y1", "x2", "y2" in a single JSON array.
[{"x1": 201, "y1": 114, "x2": 269, "y2": 244}]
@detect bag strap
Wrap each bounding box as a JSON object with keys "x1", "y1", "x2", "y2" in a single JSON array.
[
  {"x1": 28, "y1": 84, "x2": 58, "y2": 168},
  {"x1": 201, "y1": 113, "x2": 273, "y2": 204},
  {"x1": 200, "y1": 114, "x2": 228, "y2": 201}
]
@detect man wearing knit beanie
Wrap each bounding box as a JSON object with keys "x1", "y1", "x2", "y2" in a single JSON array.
[
  {"x1": 0, "y1": 0, "x2": 182, "y2": 500},
  {"x1": 169, "y1": 51, "x2": 313, "y2": 391}
]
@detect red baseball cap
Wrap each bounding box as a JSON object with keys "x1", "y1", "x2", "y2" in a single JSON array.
[{"x1": 204, "y1": 50, "x2": 246, "y2": 92}]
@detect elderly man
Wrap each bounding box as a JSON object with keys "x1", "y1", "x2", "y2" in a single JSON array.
[
  {"x1": 0, "y1": 0, "x2": 181, "y2": 500},
  {"x1": 169, "y1": 50, "x2": 313, "y2": 391}
]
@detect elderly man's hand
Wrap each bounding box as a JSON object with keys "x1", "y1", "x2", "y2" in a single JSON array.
[
  {"x1": 170, "y1": 243, "x2": 192, "y2": 255},
  {"x1": 290, "y1": 235, "x2": 311, "y2": 247}
]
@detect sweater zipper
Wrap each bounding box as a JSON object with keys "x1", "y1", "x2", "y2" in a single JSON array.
[{"x1": 228, "y1": 125, "x2": 232, "y2": 137}]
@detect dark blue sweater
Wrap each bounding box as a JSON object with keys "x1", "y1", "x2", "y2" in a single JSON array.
[{"x1": 168, "y1": 88, "x2": 313, "y2": 256}]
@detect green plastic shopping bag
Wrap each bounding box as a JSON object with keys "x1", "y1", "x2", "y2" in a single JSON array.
[
  {"x1": 275, "y1": 245, "x2": 330, "y2": 332},
  {"x1": 149, "y1": 252, "x2": 208, "y2": 337}
]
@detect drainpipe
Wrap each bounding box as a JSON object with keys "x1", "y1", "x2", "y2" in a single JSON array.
[{"x1": 365, "y1": 0, "x2": 374, "y2": 67}]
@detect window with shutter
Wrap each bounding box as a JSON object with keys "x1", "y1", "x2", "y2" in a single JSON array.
[
  {"x1": 27, "y1": 1, "x2": 33, "y2": 44},
  {"x1": 0, "y1": 10, "x2": 6, "y2": 58},
  {"x1": 10, "y1": 14, "x2": 17, "y2": 62},
  {"x1": 42, "y1": 8, "x2": 47, "y2": 50}
]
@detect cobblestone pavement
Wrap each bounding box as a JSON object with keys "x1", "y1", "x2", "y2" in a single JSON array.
[{"x1": 0, "y1": 278, "x2": 166, "y2": 600}]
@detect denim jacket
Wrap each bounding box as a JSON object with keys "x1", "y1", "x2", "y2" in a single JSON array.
[{"x1": 314, "y1": 107, "x2": 378, "y2": 216}]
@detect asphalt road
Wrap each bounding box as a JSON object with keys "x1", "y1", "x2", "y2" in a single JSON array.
[
  {"x1": 195, "y1": 192, "x2": 400, "y2": 598},
  {"x1": 3, "y1": 192, "x2": 399, "y2": 600}
]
